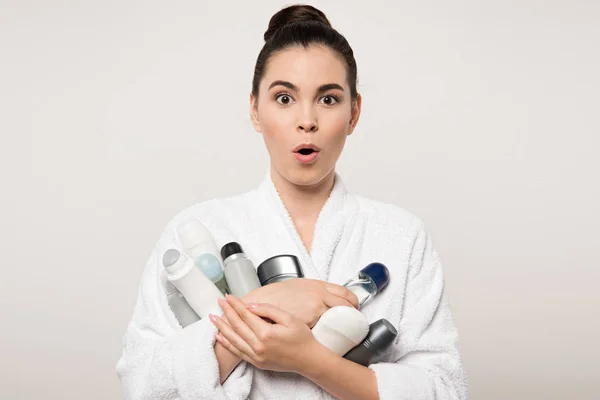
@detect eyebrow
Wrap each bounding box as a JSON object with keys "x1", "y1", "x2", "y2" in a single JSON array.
[{"x1": 268, "y1": 80, "x2": 345, "y2": 94}]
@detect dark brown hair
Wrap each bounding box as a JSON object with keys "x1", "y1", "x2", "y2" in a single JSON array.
[{"x1": 252, "y1": 4, "x2": 358, "y2": 101}]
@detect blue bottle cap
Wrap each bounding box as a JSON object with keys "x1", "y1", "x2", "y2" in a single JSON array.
[
  {"x1": 195, "y1": 253, "x2": 224, "y2": 282},
  {"x1": 361, "y1": 262, "x2": 390, "y2": 293}
]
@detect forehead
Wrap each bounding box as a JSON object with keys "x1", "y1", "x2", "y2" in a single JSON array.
[{"x1": 262, "y1": 45, "x2": 347, "y2": 89}]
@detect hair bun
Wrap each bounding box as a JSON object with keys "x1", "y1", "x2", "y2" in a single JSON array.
[{"x1": 264, "y1": 4, "x2": 332, "y2": 42}]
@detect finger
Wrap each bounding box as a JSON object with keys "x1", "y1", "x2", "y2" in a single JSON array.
[
  {"x1": 246, "y1": 303, "x2": 294, "y2": 326},
  {"x1": 325, "y1": 283, "x2": 359, "y2": 309},
  {"x1": 323, "y1": 292, "x2": 355, "y2": 309},
  {"x1": 217, "y1": 298, "x2": 261, "y2": 349},
  {"x1": 215, "y1": 333, "x2": 255, "y2": 366},
  {"x1": 226, "y1": 294, "x2": 271, "y2": 335},
  {"x1": 209, "y1": 313, "x2": 257, "y2": 360}
]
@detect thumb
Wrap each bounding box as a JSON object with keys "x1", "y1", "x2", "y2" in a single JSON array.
[{"x1": 246, "y1": 303, "x2": 294, "y2": 326}]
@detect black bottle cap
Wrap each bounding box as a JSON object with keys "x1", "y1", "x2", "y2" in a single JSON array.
[
  {"x1": 343, "y1": 318, "x2": 398, "y2": 366},
  {"x1": 221, "y1": 242, "x2": 244, "y2": 261},
  {"x1": 365, "y1": 319, "x2": 398, "y2": 349},
  {"x1": 257, "y1": 254, "x2": 304, "y2": 285}
]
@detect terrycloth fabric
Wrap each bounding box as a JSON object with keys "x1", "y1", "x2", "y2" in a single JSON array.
[{"x1": 116, "y1": 170, "x2": 468, "y2": 399}]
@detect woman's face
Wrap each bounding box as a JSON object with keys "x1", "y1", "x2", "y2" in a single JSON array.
[{"x1": 250, "y1": 45, "x2": 361, "y2": 188}]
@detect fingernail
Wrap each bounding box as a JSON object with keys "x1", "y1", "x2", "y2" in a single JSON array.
[
  {"x1": 218, "y1": 298, "x2": 224, "y2": 306},
  {"x1": 246, "y1": 303, "x2": 259, "y2": 309},
  {"x1": 208, "y1": 313, "x2": 218, "y2": 323}
]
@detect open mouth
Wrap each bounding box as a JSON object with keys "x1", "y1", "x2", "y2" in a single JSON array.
[
  {"x1": 297, "y1": 148, "x2": 316, "y2": 155},
  {"x1": 294, "y1": 145, "x2": 320, "y2": 164}
]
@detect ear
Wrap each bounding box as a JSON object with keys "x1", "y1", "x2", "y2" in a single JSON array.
[
  {"x1": 347, "y1": 93, "x2": 362, "y2": 136},
  {"x1": 249, "y1": 93, "x2": 262, "y2": 133}
]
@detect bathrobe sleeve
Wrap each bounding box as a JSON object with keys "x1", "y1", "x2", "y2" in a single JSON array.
[
  {"x1": 115, "y1": 239, "x2": 254, "y2": 400},
  {"x1": 369, "y1": 224, "x2": 468, "y2": 400}
]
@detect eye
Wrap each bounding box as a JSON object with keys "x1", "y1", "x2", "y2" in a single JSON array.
[
  {"x1": 319, "y1": 95, "x2": 340, "y2": 106},
  {"x1": 275, "y1": 93, "x2": 294, "y2": 105}
]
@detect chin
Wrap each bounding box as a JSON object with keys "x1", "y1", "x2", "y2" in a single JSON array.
[{"x1": 277, "y1": 163, "x2": 334, "y2": 188}]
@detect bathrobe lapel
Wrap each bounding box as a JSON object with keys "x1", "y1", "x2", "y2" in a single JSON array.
[{"x1": 258, "y1": 170, "x2": 351, "y2": 282}]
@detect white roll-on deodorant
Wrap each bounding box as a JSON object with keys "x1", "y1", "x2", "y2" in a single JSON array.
[
  {"x1": 311, "y1": 306, "x2": 370, "y2": 356},
  {"x1": 162, "y1": 248, "x2": 224, "y2": 319},
  {"x1": 164, "y1": 279, "x2": 201, "y2": 327},
  {"x1": 177, "y1": 219, "x2": 230, "y2": 295}
]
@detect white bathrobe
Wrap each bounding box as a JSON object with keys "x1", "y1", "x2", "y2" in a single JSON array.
[{"x1": 116, "y1": 171, "x2": 468, "y2": 399}]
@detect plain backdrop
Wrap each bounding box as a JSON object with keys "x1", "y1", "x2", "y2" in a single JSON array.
[{"x1": 4, "y1": 0, "x2": 599, "y2": 399}]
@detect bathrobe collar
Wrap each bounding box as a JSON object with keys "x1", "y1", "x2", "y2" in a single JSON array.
[{"x1": 258, "y1": 168, "x2": 350, "y2": 281}]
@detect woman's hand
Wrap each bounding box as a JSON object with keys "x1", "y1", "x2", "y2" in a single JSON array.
[
  {"x1": 210, "y1": 294, "x2": 323, "y2": 374},
  {"x1": 241, "y1": 279, "x2": 359, "y2": 328}
]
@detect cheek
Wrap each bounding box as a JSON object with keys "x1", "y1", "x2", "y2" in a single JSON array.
[
  {"x1": 259, "y1": 105, "x2": 293, "y2": 142},
  {"x1": 320, "y1": 110, "x2": 351, "y2": 144},
  {"x1": 258, "y1": 110, "x2": 293, "y2": 160}
]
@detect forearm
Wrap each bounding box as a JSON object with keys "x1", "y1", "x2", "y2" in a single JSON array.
[{"x1": 300, "y1": 344, "x2": 379, "y2": 400}]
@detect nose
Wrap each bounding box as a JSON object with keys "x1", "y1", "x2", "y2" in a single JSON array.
[{"x1": 297, "y1": 108, "x2": 318, "y2": 133}]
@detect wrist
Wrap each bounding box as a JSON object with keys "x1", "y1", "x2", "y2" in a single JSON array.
[{"x1": 295, "y1": 339, "x2": 338, "y2": 378}]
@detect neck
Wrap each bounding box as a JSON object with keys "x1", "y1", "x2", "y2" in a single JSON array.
[{"x1": 270, "y1": 165, "x2": 336, "y2": 221}]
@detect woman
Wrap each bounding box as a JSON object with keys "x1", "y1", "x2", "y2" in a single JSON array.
[{"x1": 116, "y1": 4, "x2": 467, "y2": 399}]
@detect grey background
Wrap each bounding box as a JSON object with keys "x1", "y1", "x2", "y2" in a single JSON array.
[{"x1": 5, "y1": 0, "x2": 599, "y2": 399}]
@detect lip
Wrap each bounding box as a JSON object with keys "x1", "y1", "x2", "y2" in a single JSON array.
[
  {"x1": 292, "y1": 143, "x2": 321, "y2": 153},
  {"x1": 294, "y1": 151, "x2": 320, "y2": 164},
  {"x1": 292, "y1": 143, "x2": 321, "y2": 165}
]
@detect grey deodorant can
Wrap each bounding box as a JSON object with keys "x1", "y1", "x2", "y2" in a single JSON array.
[
  {"x1": 165, "y1": 279, "x2": 201, "y2": 327},
  {"x1": 343, "y1": 318, "x2": 398, "y2": 366},
  {"x1": 221, "y1": 242, "x2": 262, "y2": 298},
  {"x1": 256, "y1": 255, "x2": 304, "y2": 285}
]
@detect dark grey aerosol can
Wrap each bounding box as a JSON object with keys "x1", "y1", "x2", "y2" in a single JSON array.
[{"x1": 343, "y1": 318, "x2": 398, "y2": 366}]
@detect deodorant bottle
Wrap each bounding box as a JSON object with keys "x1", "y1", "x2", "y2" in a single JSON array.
[
  {"x1": 162, "y1": 248, "x2": 224, "y2": 318},
  {"x1": 343, "y1": 319, "x2": 398, "y2": 366},
  {"x1": 164, "y1": 279, "x2": 201, "y2": 328},
  {"x1": 342, "y1": 262, "x2": 390, "y2": 308},
  {"x1": 177, "y1": 219, "x2": 229, "y2": 295},
  {"x1": 221, "y1": 242, "x2": 262, "y2": 298},
  {"x1": 311, "y1": 306, "x2": 370, "y2": 356},
  {"x1": 257, "y1": 255, "x2": 304, "y2": 285}
]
